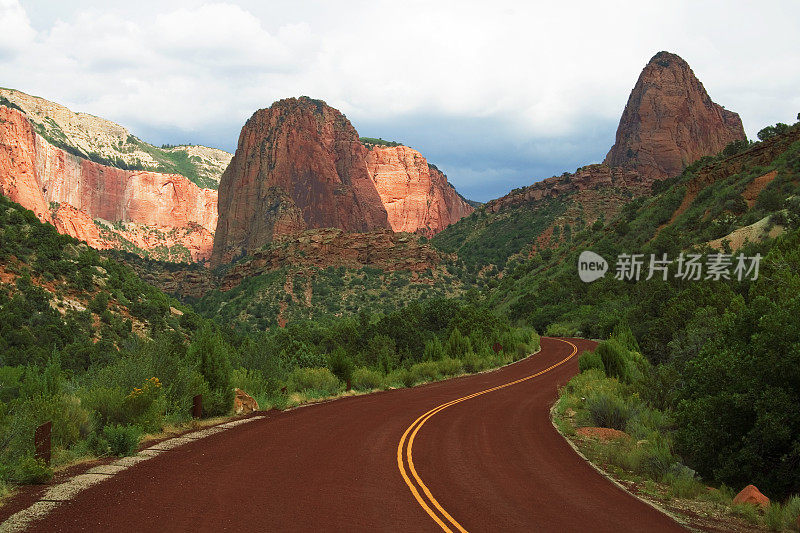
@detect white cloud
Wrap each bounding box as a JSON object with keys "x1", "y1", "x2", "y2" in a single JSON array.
[
  {"x1": 0, "y1": 0, "x2": 35, "y2": 56},
  {"x1": 4, "y1": 0, "x2": 800, "y2": 200}
]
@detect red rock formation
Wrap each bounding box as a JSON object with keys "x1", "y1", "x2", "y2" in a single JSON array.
[
  {"x1": 0, "y1": 105, "x2": 218, "y2": 261},
  {"x1": 233, "y1": 388, "x2": 259, "y2": 414},
  {"x1": 486, "y1": 164, "x2": 645, "y2": 214},
  {"x1": 604, "y1": 51, "x2": 746, "y2": 181},
  {"x1": 365, "y1": 145, "x2": 473, "y2": 235},
  {"x1": 218, "y1": 228, "x2": 443, "y2": 292},
  {"x1": 732, "y1": 484, "x2": 770, "y2": 509},
  {"x1": 212, "y1": 97, "x2": 391, "y2": 265}
]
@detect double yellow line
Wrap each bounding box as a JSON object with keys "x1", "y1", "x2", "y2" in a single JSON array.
[{"x1": 396, "y1": 338, "x2": 579, "y2": 532}]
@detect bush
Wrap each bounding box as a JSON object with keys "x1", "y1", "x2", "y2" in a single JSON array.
[
  {"x1": 578, "y1": 350, "x2": 605, "y2": 373},
  {"x1": 596, "y1": 340, "x2": 630, "y2": 382},
  {"x1": 544, "y1": 323, "x2": 578, "y2": 337},
  {"x1": 462, "y1": 352, "x2": 491, "y2": 373},
  {"x1": 436, "y1": 357, "x2": 463, "y2": 377},
  {"x1": 764, "y1": 496, "x2": 800, "y2": 531},
  {"x1": 13, "y1": 456, "x2": 52, "y2": 484},
  {"x1": 287, "y1": 367, "x2": 340, "y2": 396},
  {"x1": 410, "y1": 361, "x2": 441, "y2": 383},
  {"x1": 351, "y1": 367, "x2": 385, "y2": 391},
  {"x1": 327, "y1": 348, "x2": 353, "y2": 385},
  {"x1": 103, "y1": 425, "x2": 140, "y2": 456},
  {"x1": 586, "y1": 392, "x2": 631, "y2": 430},
  {"x1": 664, "y1": 470, "x2": 703, "y2": 499}
]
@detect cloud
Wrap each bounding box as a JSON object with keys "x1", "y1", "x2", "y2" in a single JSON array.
[
  {"x1": 3, "y1": 0, "x2": 800, "y2": 201},
  {"x1": 0, "y1": 0, "x2": 35, "y2": 58}
]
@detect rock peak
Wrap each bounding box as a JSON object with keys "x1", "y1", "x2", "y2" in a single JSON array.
[
  {"x1": 604, "y1": 52, "x2": 746, "y2": 181},
  {"x1": 212, "y1": 96, "x2": 390, "y2": 265},
  {"x1": 647, "y1": 51, "x2": 688, "y2": 68}
]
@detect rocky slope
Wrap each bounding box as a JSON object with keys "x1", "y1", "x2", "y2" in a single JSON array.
[
  {"x1": 212, "y1": 97, "x2": 473, "y2": 266},
  {"x1": 604, "y1": 51, "x2": 746, "y2": 182},
  {"x1": 0, "y1": 88, "x2": 232, "y2": 188},
  {"x1": 365, "y1": 145, "x2": 473, "y2": 235},
  {"x1": 0, "y1": 104, "x2": 218, "y2": 262}
]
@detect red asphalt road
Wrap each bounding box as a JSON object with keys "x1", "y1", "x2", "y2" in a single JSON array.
[{"x1": 26, "y1": 337, "x2": 685, "y2": 532}]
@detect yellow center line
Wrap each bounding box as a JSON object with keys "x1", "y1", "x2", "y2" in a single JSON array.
[{"x1": 397, "y1": 338, "x2": 580, "y2": 532}]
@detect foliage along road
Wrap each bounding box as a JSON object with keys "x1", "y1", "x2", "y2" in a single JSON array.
[{"x1": 26, "y1": 337, "x2": 685, "y2": 532}]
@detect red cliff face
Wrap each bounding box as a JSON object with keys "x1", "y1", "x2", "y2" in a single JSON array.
[
  {"x1": 0, "y1": 105, "x2": 218, "y2": 262},
  {"x1": 604, "y1": 51, "x2": 746, "y2": 182},
  {"x1": 214, "y1": 97, "x2": 389, "y2": 265},
  {"x1": 365, "y1": 145, "x2": 473, "y2": 235},
  {"x1": 212, "y1": 97, "x2": 477, "y2": 266}
]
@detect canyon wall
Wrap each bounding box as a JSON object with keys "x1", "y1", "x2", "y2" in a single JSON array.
[
  {"x1": 365, "y1": 145, "x2": 473, "y2": 235},
  {"x1": 212, "y1": 97, "x2": 474, "y2": 266},
  {"x1": 0, "y1": 105, "x2": 218, "y2": 262}
]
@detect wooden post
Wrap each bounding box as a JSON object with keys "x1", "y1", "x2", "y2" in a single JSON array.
[
  {"x1": 346, "y1": 378, "x2": 352, "y2": 392},
  {"x1": 492, "y1": 342, "x2": 503, "y2": 354},
  {"x1": 192, "y1": 394, "x2": 202, "y2": 419},
  {"x1": 34, "y1": 421, "x2": 52, "y2": 466}
]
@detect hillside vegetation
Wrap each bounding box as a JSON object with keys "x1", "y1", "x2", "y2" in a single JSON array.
[{"x1": 481, "y1": 119, "x2": 800, "y2": 501}]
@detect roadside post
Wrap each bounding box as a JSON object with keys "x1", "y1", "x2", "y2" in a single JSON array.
[{"x1": 34, "y1": 421, "x2": 52, "y2": 466}]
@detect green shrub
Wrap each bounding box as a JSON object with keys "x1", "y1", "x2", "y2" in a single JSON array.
[
  {"x1": 641, "y1": 439, "x2": 675, "y2": 479},
  {"x1": 436, "y1": 357, "x2": 463, "y2": 377},
  {"x1": 731, "y1": 503, "x2": 760, "y2": 525},
  {"x1": 423, "y1": 337, "x2": 445, "y2": 361},
  {"x1": 202, "y1": 389, "x2": 232, "y2": 417},
  {"x1": 287, "y1": 367, "x2": 340, "y2": 396},
  {"x1": 446, "y1": 328, "x2": 472, "y2": 359},
  {"x1": 462, "y1": 352, "x2": 491, "y2": 373},
  {"x1": 327, "y1": 348, "x2": 354, "y2": 385},
  {"x1": 663, "y1": 470, "x2": 703, "y2": 499},
  {"x1": 13, "y1": 456, "x2": 53, "y2": 484},
  {"x1": 102, "y1": 425, "x2": 140, "y2": 456},
  {"x1": 578, "y1": 350, "x2": 605, "y2": 373},
  {"x1": 544, "y1": 323, "x2": 578, "y2": 337},
  {"x1": 784, "y1": 496, "x2": 800, "y2": 530},
  {"x1": 586, "y1": 392, "x2": 630, "y2": 430},
  {"x1": 351, "y1": 367, "x2": 385, "y2": 391},
  {"x1": 596, "y1": 340, "x2": 630, "y2": 382},
  {"x1": 410, "y1": 361, "x2": 441, "y2": 383},
  {"x1": 86, "y1": 431, "x2": 110, "y2": 456},
  {"x1": 387, "y1": 368, "x2": 417, "y2": 388}
]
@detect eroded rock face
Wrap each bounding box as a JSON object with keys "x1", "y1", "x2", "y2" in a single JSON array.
[
  {"x1": 604, "y1": 51, "x2": 746, "y2": 181},
  {"x1": 212, "y1": 97, "x2": 392, "y2": 266},
  {"x1": 0, "y1": 105, "x2": 218, "y2": 261},
  {"x1": 365, "y1": 145, "x2": 473, "y2": 235}
]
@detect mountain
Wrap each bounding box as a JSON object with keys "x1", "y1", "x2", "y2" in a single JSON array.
[
  {"x1": 365, "y1": 145, "x2": 474, "y2": 235},
  {"x1": 0, "y1": 103, "x2": 218, "y2": 262},
  {"x1": 211, "y1": 97, "x2": 473, "y2": 266},
  {"x1": 604, "y1": 51, "x2": 746, "y2": 181},
  {"x1": 0, "y1": 88, "x2": 232, "y2": 189},
  {"x1": 434, "y1": 51, "x2": 745, "y2": 270}
]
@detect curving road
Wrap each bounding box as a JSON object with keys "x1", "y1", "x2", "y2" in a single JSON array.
[{"x1": 24, "y1": 337, "x2": 685, "y2": 532}]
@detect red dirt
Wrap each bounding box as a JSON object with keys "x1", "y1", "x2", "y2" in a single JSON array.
[
  {"x1": 576, "y1": 427, "x2": 631, "y2": 442},
  {"x1": 742, "y1": 171, "x2": 778, "y2": 208},
  {"x1": 16, "y1": 338, "x2": 685, "y2": 532}
]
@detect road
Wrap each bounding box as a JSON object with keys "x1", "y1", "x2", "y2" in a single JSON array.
[{"x1": 25, "y1": 337, "x2": 685, "y2": 532}]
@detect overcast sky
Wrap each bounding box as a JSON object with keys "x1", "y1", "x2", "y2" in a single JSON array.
[{"x1": 2, "y1": 1, "x2": 799, "y2": 201}]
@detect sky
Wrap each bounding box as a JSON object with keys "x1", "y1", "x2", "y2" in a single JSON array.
[{"x1": 1, "y1": 1, "x2": 799, "y2": 202}]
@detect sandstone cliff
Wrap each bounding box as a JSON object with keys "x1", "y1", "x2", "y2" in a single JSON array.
[
  {"x1": 0, "y1": 88, "x2": 232, "y2": 188},
  {"x1": 604, "y1": 51, "x2": 746, "y2": 181},
  {"x1": 213, "y1": 97, "x2": 476, "y2": 266},
  {"x1": 212, "y1": 97, "x2": 391, "y2": 265},
  {"x1": 365, "y1": 145, "x2": 474, "y2": 235},
  {"x1": 0, "y1": 105, "x2": 218, "y2": 262}
]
